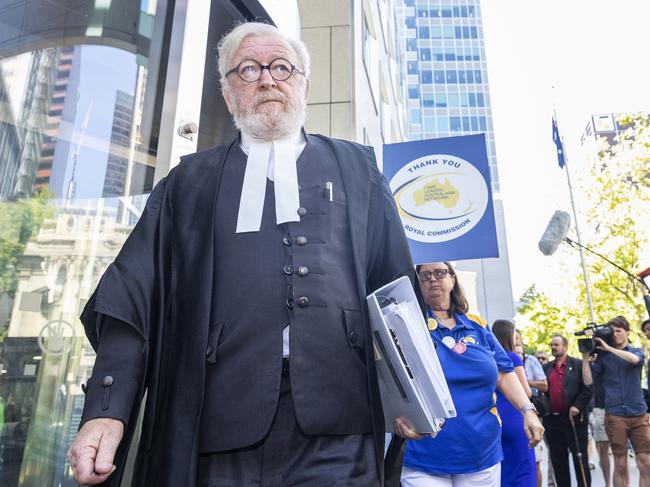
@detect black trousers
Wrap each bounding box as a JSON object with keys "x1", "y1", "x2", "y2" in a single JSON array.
[
  {"x1": 543, "y1": 413, "x2": 591, "y2": 487},
  {"x1": 197, "y1": 375, "x2": 379, "y2": 487}
]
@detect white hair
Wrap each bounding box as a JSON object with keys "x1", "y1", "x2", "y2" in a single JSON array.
[{"x1": 217, "y1": 22, "x2": 311, "y2": 90}]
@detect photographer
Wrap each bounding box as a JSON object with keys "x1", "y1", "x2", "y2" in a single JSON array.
[{"x1": 582, "y1": 316, "x2": 650, "y2": 487}]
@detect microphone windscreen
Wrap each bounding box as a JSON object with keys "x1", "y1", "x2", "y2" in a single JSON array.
[{"x1": 538, "y1": 210, "x2": 571, "y2": 256}]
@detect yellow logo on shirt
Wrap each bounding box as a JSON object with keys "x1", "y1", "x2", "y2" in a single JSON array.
[
  {"x1": 461, "y1": 336, "x2": 477, "y2": 345},
  {"x1": 427, "y1": 318, "x2": 438, "y2": 331}
]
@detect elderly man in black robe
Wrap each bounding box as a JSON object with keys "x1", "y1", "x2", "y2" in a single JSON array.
[{"x1": 67, "y1": 21, "x2": 418, "y2": 487}]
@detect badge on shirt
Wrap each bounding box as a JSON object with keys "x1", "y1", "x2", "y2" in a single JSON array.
[
  {"x1": 442, "y1": 336, "x2": 456, "y2": 349},
  {"x1": 452, "y1": 341, "x2": 467, "y2": 354},
  {"x1": 427, "y1": 318, "x2": 438, "y2": 331},
  {"x1": 461, "y1": 336, "x2": 477, "y2": 345}
]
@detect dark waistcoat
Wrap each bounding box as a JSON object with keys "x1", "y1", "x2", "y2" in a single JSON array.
[{"x1": 199, "y1": 136, "x2": 371, "y2": 453}]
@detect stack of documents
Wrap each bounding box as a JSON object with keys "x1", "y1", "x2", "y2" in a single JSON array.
[{"x1": 367, "y1": 276, "x2": 455, "y2": 434}]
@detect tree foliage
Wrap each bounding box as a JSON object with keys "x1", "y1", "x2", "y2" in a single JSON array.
[
  {"x1": 0, "y1": 191, "x2": 54, "y2": 297},
  {"x1": 518, "y1": 114, "x2": 650, "y2": 353}
]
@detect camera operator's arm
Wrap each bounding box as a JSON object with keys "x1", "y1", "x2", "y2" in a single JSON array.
[
  {"x1": 581, "y1": 352, "x2": 593, "y2": 386},
  {"x1": 595, "y1": 337, "x2": 641, "y2": 365},
  {"x1": 572, "y1": 357, "x2": 593, "y2": 415}
]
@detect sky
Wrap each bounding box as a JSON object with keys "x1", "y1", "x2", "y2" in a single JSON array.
[{"x1": 480, "y1": 0, "x2": 650, "y2": 303}]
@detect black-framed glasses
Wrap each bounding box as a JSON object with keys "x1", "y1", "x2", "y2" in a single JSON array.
[
  {"x1": 225, "y1": 58, "x2": 304, "y2": 83},
  {"x1": 417, "y1": 269, "x2": 451, "y2": 282}
]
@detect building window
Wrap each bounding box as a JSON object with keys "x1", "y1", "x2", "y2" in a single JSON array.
[
  {"x1": 421, "y1": 71, "x2": 432, "y2": 83},
  {"x1": 436, "y1": 117, "x2": 450, "y2": 132},
  {"x1": 408, "y1": 87, "x2": 419, "y2": 99},
  {"x1": 423, "y1": 116, "x2": 435, "y2": 133},
  {"x1": 450, "y1": 117, "x2": 462, "y2": 131},
  {"x1": 418, "y1": 26, "x2": 429, "y2": 37}
]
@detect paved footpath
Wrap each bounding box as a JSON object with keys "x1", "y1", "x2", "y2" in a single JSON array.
[{"x1": 539, "y1": 443, "x2": 640, "y2": 486}]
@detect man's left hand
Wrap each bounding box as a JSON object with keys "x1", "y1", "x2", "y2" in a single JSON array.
[
  {"x1": 523, "y1": 410, "x2": 544, "y2": 448},
  {"x1": 594, "y1": 337, "x2": 611, "y2": 352},
  {"x1": 569, "y1": 406, "x2": 580, "y2": 418}
]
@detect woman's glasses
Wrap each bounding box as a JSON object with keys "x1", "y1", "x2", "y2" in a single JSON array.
[{"x1": 417, "y1": 269, "x2": 450, "y2": 282}]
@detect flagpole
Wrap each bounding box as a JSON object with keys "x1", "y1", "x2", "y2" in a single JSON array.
[{"x1": 555, "y1": 112, "x2": 596, "y2": 323}]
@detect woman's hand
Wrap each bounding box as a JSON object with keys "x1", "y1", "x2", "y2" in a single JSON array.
[
  {"x1": 393, "y1": 417, "x2": 425, "y2": 440},
  {"x1": 522, "y1": 410, "x2": 544, "y2": 448}
]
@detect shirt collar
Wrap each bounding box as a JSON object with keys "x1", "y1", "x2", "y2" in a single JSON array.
[
  {"x1": 240, "y1": 128, "x2": 305, "y2": 155},
  {"x1": 554, "y1": 354, "x2": 567, "y2": 369}
]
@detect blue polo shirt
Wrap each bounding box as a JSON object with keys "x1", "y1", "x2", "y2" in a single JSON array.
[
  {"x1": 591, "y1": 346, "x2": 647, "y2": 417},
  {"x1": 403, "y1": 311, "x2": 514, "y2": 475}
]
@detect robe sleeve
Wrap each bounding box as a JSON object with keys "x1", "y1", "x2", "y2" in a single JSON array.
[
  {"x1": 80, "y1": 315, "x2": 145, "y2": 428},
  {"x1": 78, "y1": 175, "x2": 170, "y2": 434}
]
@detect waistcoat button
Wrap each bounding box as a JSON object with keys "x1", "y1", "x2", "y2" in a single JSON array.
[
  {"x1": 298, "y1": 266, "x2": 309, "y2": 277},
  {"x1": 348, "y1": 330, "x2": 357, "y2": 344},
  {"x1": 297, "y1": 207, "x2": 307, "y2": 216},
  {"x1": 282, "y1": 236, "x2": 292, "y2": 246},
  {"x1": 297, "y1": 296, "x2": 309, "y2": 307},
  {"x1": 296, "y1": 236, "x2": 308, "y2": 246},
  {"x1": 283, "y1": 265, "x2": 294, "y2": 275}
]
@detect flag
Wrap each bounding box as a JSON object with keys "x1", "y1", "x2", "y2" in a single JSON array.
[{"x1": 552, "y1": 117, "x2": 566, "y2": 168}]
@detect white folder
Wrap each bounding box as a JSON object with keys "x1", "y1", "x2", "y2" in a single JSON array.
[{"x1": 367, "y1": 276, "x2": 455, "y2": 433}]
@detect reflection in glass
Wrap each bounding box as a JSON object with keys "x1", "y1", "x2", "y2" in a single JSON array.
[
  {"x1": 0, "y1": 0, "x2": 164, "y2": 483},
  {"x1": 0, "y1": 194, "x2": 147, "y2": 486}
]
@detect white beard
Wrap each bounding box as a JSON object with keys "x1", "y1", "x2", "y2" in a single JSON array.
[{"x1": 231, "y1": 88, "x2": 306, "y2": 140}]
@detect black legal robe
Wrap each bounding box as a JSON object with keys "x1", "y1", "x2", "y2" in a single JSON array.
[{"x1": 80, "y1": 133, "x2": 417, "y2": 487}]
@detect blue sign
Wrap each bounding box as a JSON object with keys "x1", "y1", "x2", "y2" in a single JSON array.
[{"x1": 383, "y1": 134, "x2": 498, "y2": 263}]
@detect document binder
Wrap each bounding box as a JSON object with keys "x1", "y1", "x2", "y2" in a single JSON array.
[{"x1": 367, "y1": 276, "x2": 455, "y2": 433}]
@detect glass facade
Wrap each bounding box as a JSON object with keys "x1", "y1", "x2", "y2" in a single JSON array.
[
  {"x1": 0, "y1": 0, "x2": 272, "y2": 484},
  {"x1": 403, "y1": 0, "x2": 499, "y2": 192}
]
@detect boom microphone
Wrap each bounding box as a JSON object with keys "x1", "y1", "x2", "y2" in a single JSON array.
[{"x1": 538, "y1": 210, "x2": 571, "y2": 256}]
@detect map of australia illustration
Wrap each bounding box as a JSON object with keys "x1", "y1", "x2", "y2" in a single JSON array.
[{"x1": 413, "y1": 178, "x2": 460, "y2": 208}]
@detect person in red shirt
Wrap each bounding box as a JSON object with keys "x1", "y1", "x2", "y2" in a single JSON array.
[{"x1": 543, "y1": 334, "x2": 593, "y2": 486}]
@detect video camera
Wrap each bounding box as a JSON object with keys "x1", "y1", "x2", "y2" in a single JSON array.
[{"x1": 575, "y1": 323, "x2": 614, "y2": 354}]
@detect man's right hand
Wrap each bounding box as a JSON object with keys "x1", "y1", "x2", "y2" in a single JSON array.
[{"x1": 67, "y1": 418, "x2": 124, "y2": 485}]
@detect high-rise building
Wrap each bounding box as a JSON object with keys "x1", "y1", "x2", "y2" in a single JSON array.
[
  {"x1": 33, "y1": 47, "x2": 74, "y2": 193},
  {"x1": 402, "y1": 0, "x2": 514, "y2": 322},
  {"x1": 103, "y1": 90, "x2": 135, "y2": 197},
  {"x1": 579, "y1": 113, "x2": 643, "y2": 151}
]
